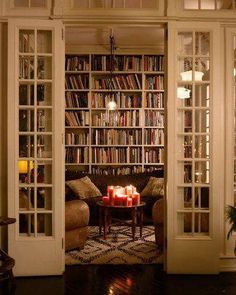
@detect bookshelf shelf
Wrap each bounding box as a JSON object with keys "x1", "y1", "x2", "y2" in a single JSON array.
[{"x1": 65, "y1": 53, "x2": 165, "y2": 175}]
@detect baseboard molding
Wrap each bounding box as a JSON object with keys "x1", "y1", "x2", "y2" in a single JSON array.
[{"x1": 220, "y1": 256, "x2": 236, "y2": 272}]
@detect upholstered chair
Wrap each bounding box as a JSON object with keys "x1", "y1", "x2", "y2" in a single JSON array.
[
  {"x1": 65, "y1": 200, "x2": 90, "y2": 251},
  {"x1": 152, "y1": 198, "x2": 164, "y2": 249}
]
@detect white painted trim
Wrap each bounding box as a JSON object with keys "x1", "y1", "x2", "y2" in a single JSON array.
[{"x1": 167, "y1": 21, "x2": 223, "y2": 274}]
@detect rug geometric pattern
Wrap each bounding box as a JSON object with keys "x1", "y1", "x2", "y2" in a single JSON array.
[{"x1": 65, "y1": 226, "x2": 163, "y2": 265}]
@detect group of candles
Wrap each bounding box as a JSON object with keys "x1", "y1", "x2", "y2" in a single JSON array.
[{"x1": 102, "y1": 185, "x2": 141, "y2": 207}]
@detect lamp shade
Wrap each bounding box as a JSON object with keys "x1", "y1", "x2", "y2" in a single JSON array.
[
  {"x1": 18, "y1": 160, "x2": 33, "y2": 174},
  {"x1": 177, "y1": 87, "x2": 191, "y2": 99},
  {"x1": 180, "y1": 70, "x2": 204, "y2": 81}
]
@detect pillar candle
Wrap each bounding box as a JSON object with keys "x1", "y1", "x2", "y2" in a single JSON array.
[
  {"x1": 102, "y1": 196, "x2": 110, "y2": 206},
  {"x1": 132, "y1": 193, "x2": 140, "y2": 205},
  {"x1": 125, "y1": 185, "x2": 133, "y2": 196},
  {"x1": 127, "y1": 197, "x2": 132, "y2": 207},
  {"x1": 123, "y1": 195, "x2": 128, "y2": 206},
  {"x1": 107, "y1": 186, "x2": 114, "y2": 198}
]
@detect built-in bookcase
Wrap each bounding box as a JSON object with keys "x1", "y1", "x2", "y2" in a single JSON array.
[{"x1": 65, "y1": 54, "x2": 165, "y2": 175}]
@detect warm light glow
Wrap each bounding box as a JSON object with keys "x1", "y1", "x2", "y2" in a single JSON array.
[
  {"x1": 177, "y1": 87, "x2": 191, "y2": 99},
  {"x1": 18, "y1": 160, "x2": 33, "y2": 174},
  {"x1": 180, "y1": 70, "x2": 204, "y2": 81},
  {"x1": 107, "y1": 100, "x2": 117, "y2": 111}
]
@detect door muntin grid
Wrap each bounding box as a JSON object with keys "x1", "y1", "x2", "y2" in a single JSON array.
[
  {"x1": 184, "y1": 0, "x2": 236, "y2": 10},
  {"x1": 176, "y1": 31, "x2": 211, "y2": 236},
  {"x1": 18, "y1": 28, "x2": 53, "y2": 238}
]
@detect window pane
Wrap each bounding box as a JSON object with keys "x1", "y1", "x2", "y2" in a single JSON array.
[
  {"x1": 201, "y1": 0, "x2": 216, "y2": 9},
  {"x1": 19, "y1": 109, "x2": 34, "y2": 132},
  {"x1": 14, "y1": 0, "x2": 29, "y2": 7},
  {"x1": 195, "y1": 32, "x2": 210, "y2": 56},
  {"x1": 177, "y1": 135, "x2": 193, "y2": 158},
  {"x1": 195, "y1": 110, "x2": 210, "y2": 133},
  {"x1": 178, "y1": 32, "x2": 193, "y2": 55},
  {"x1": 37, "y1": 161, "x2": 52, "y2": 184},
  {"x1": 195, "y1": 161, "x2": 210, "y2": 184},
  {"x1": 73, "y1": 0, "x2": 89, "y2": 8},
  {"x1": 37, "y1": 83, "x2": 52, "y2": 106},
  {"x1": 19, "y1": 30, "x2": 34, "y2": 53},
  {"x1": 19, "y1": 214, "x2": 34, "y2": 235},
  {"x1": 178, "y1": 58, "x2": 193, "y2": 81},
  {"x1": 37, "y1": 31, "x2": 52, "y2": 54},
  {"x1": 90, "y1": 0, "x2": 104, "y2": 8},
  {"x1": 195, "y1": 84, "x2": 210, "y2": 107},
  {"x1": 37, "y1": 56, "x2": 52, "y2": 80},
  {"x1": 178, "y1": 161, "x2": 192, "y2": 183},
  {"x1": 19, "y1": 56, "x2": 34, "y2": 79},
  {"x1": 114, "y1": 0, "x2": 124, "y2": 8},
  {"x1": 37, "y1": 188, "x2": 52, "y2": 210},
  {"x1": 19, "y1": 83, "x2": 34, "y2": 105},
  {"x1": 37, "y1": 214, "x2": 52, "y2": 236},
  {"x1": 177, "y1": 84, "x2": 192, "y2": 106},
  {"x1": 195, "y1": 58, "x2": 210, "y2": 81},
  {"x1": 18, "y1": 160, "x2": 34, "y2": 184},
  {"x1": 19, "y1": 188, "x2": 34, "y2": 210},
  {"x1": 142, "y1": 0, "x2": 157, "y2": 8},
  {"x1": 184, "y1": 0, "x2": 199, "y2": 9},
  {"x1": 37, "y1": 109, "x2": 52, "y2": 132},
  {"x1": 31, "y1": 0, "x2": 46, "y2": 7},
  {"x1": 19, "y1": 135, "x2": 34, "y2": 158},
  {"x1": 195, "y1": 187, "x2": 209, "y2": 209},
  {"x1": 177, "y1": 187, "x2": 193, "y2": 209},
  {"x1": 216, "y1": 0, "x2": 233, "y2": 9},
  {"x1": 125, "y1": 0, "x2": 140, "y2": 8},
  {"x1": 195, "y1": 135, "x2": 210, "y2": 158}
]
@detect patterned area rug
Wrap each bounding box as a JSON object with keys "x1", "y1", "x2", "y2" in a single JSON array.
[{"x1": 66, "y1": 226, "x2": 163, "y2": 265}]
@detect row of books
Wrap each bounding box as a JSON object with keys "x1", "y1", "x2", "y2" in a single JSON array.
[
  {"x1": 65, "y1": 74, "x2": 89, "y2": 89},
  {"x1": 145, "y1": 110, "x2": 164, "y2": 127},
  {"x1": 64, "y1": 54, "x2": 164, "y2": 73},
  {"x1": 91, "y1": 93, "x2": 142, "y2": 108},
  {"x1": 65, "y1": 132, "x2": 89, "y2": 145},
  {"x1": 144, "y1": 129, "x2": 164, "y2": 145},
  {"x1": 65, "y1": 92, "x2": 88, "y2": 108},
  {"x1": 145, "y1": 75, "x2": 164, "y2": 90},
  {"x1": 144, "y1": 55, "x2": 164, "y2": 72},
  {"x1": 92, "y1": 74, "x2": 141, "y2": 90},
  {"x1": 65, "y1": 56, "x2": 89, "y2": 71},
  {"x1": 145, "y1": 148, "x2": 165, "y2": 163},
  {"x1": 65, "y1": 111, "x2": 90, "y2": 126},
  {"x1": 91, "y1": 110, "x2": 140, "y2": 127},
  {"x1": 91, "y1": 129, "x2": 142, "y2": 145},
  {"x1": 91, "y1": 166, "x2": 143, "y2": 175},
  {"x1": 92, "y1": 147, "x2": 142, "y2": 164},
  {"x1": 65, "y1": 147, "x2": 89, "y2": 163},
  {"x1": 91, "y1": 55, "x2": 142, "y2": 71},
  {"x1": 145, "y1": 92, "x2": 164, "y2": 108}
]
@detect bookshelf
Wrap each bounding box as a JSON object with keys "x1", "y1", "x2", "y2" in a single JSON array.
[{"x1": 65, "y1": 54, "x2": 165, "y2": 175}]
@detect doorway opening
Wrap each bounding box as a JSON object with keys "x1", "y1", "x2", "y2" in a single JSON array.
[{"x1": 64, "y1": 24, "x2": 167, "y2": 266}]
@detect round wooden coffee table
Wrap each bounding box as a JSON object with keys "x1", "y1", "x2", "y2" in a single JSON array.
[{"x1": 97, "y1": 201, "x2": 146, "y2": 240}]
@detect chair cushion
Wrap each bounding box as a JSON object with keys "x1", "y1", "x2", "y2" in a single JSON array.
[
  {"x1": 66, "y1": 176, "x2": 102, "y2": 199},
  {"x1": 141, "y1": 177, "x2": 164, "y2": 197}
]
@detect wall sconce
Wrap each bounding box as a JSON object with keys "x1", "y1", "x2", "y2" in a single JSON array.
[
  {"x1": 180, "y1": 70, "x2": 204, "y2": 81},
  {"x1": 177, "y1": 87, "x2": 191, "y2": 99}
]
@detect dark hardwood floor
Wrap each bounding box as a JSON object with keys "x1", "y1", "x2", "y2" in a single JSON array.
[{"x1": 1, "y1": 264, "x2": 236, "y2": 295}]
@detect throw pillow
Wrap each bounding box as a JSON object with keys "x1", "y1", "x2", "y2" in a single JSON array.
[
  {"x1": 66, "y1": 176, "x2": 102, "y2": 199},
  {"x1": 140, "y1": 177, "x2": 164, "y2": 197}
]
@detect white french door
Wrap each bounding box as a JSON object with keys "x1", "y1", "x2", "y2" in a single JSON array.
[
  {"x1": 167, "y1": 21, "x2": 223, "y2": 274},
  {"x1": 8, "y1": 19, "x2": 65, "y2": 276}
]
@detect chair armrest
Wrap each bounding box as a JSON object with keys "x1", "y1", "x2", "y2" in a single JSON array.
[{"x1": 152, "y1": 198, "x2": 164, "y2": 225}]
